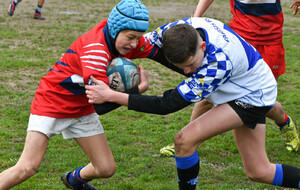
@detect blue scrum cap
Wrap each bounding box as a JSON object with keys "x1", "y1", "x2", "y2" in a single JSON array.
[{"x1": 107, "y1": 0, "x2": 149, "y2": 39}]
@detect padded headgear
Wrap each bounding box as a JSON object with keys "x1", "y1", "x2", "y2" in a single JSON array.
[{"x1": 107, "y1": 0, "x2": 149, "y2": 39}]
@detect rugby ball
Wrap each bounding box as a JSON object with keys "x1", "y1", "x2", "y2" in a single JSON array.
[{"x1": 107, "y1": 57, "x2": 140, "y2": 92}]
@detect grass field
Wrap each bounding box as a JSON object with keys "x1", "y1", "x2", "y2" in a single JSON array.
[{"x1": 0, "y1": 0, "x2": 300, "y2": 189}]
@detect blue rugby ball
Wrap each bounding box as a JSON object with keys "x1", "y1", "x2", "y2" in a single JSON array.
[{"x1": 107, "y1": 57, "x2": 140, "y2": 92}]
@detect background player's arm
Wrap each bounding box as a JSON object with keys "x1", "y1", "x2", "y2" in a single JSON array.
[
  {"x1": 194, "y1": 0, "x2": 215, "y2": 17},
  {"x1": 290, "y1": 0, "x2": 300, "y2": 15}
]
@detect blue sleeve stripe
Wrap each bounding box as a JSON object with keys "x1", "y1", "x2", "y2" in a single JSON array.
[
  {"x1": 49, "y1": 68, "x2": 63, "y2": 73},
  {"x1": 66, "y1": 49, "x2": 77, "y2": 54},
  {"x1": 147, "y1": 46, "x2": 159, "y2": 58},
  {"x1": 56, "y1": 60, "x2": 70, "y2": 67},
  {"x1": 175, "y1": 151, "x2": 199, "y2": 170}
]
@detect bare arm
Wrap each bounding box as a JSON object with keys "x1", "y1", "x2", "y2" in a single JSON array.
[
  {"x1": 194, "y1": 0, "x2": 215, "y2": 17},
  {"x1": 86, "y1": 76, "x2": 130, "y2": 106}
]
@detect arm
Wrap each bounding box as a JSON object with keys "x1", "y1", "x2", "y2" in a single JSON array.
[
  {"x1": 128, "y1": 88, "x2": 192, "y2": 115},
  {"x1": 86, "y1": 77, "x2": 192, "y2": 115},
  {"x1": 290, "y1": 0, "x2": 300, "y2": 15},
  {"x1": 93, "y1": 86, "x2": 139, "y2": 115},
  {"x1": 194, "y1": 0, "x2": 215, "y2": 17}
]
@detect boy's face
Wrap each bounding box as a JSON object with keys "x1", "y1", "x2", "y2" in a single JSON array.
[
  {"x1": 173, "y1": 41, "x2": 206, "y2": 74},
  {"x1": 115, "y1": 30, "x2": 144, "y2": 55}
]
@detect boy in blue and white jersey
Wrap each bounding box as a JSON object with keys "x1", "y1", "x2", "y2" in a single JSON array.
[
  {"x1": 86, "y1": 17, "x2": 300, "y2": 189},
  {"x1": 146, "y1": 17, "x2": 277, "y2": 107}
]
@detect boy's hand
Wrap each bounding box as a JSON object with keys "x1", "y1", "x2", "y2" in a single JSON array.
[
  {"x1": 138, "y1": 65, "x2": 149, "y2": 94},
  {"x1": 85, "y1": 76, "x2": 112, "y2": 104}
]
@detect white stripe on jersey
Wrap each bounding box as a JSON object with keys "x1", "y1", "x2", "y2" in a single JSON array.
[
  {"x1": 84, "y1": 66, "x2": 106, "y2": 72},
  {"x1": 82, "y1": 60, "x2": 107, "y2": 67},
  {"x1": 84, "y1": 50, "x2": 110, "y2": 59},
  {"x1": 80, "y1": 55, "x2": 108, "y2": 62},
  {"x1": 83, "y1": 43, "x2": 104, "y2": 48},
  {"x1": 237, "y1": 0, "x2": 276, "y2": 4}
]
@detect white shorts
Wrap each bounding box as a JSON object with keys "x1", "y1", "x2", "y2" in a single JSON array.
[{"x1": 27, "y1": 113, "x2": 104, "y2": 139}]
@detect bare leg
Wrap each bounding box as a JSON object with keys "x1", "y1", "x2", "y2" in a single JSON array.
[
  {"x1": 190, "y1": 99, "x2": 213, "y2": 121},
  {"x1": 234, "y1": 124, "x2": 276, "y2": 184},
  {"x1": 75, "y1": 133, "x2": 116, "y2": 179},
  {"x1": 175, "y1": 103, "x2": 243, "y2": 157},
  {"x1": 266, "y1": 101, "x2": 286, "y2": 123},
  {"x1": 37, "y1": 0, "x2": 45, "y2": 6},
  {"x1": 0, "y1": 131, "x2": 49, "y2": 190}
]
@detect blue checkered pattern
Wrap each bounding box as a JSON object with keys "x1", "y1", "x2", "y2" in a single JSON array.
[
  {"x1": 144, "y1": 18, "x2": 191, "y2": 48},
  {"x1": 178, "y1": 48, "x2": 233, "y2": 103}
]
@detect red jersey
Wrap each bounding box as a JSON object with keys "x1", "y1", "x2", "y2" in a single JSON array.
[
  {"x1": 229, "y1": 0, "x2": 283, "y2": 45},
  {"x1": 31, "y1": 19, "x2": 155, "y2": 118}
]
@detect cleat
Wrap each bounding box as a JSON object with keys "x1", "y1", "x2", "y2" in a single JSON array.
[
  {"x1": 8, "y1": 0, "x2": 16, "y2": 16},
  {"x1": 34, "y1": 12, "x2": 45, "y2": 20},
  {"x1": 61, "y1": 172, "x2": 98, "y2": 190},
  {"x1": 280, "y1": 116, "x2": 299, "y2": 152},
  {"x1": 160, "y1": 143, "x2": 175, "y2": 157}
]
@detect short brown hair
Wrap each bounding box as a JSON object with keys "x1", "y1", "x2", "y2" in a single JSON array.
[{"x1": 162, "y1": 24, "x2": 199, "y2": 64}]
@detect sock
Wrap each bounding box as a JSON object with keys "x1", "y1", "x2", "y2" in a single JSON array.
[
  {"x1": 275, "y1": 113, "x2": 290, "y2": 130},
  {"x1": 175, "y1": 151, "x2": 199, "y2": 190},
  {"x1": 272, "y1": 164, "x2": 283, "y2": 186},
  {"x1": 68, "y1": 167, "x2": 91, "y2": 187},
  {"x1": 272, "y1": 164, "x2": 300, "y2": 188},
  {"x1": 13, "y1": 0, "x2": 19, "y2": 5},
  {"x1": 35, "y1": 5, "x2": 42, "y2": 14}
]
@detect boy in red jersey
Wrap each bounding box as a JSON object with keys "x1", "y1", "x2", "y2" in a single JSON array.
[{"x1": 0, "y1": 0, "x2": 152, "y2": 189}]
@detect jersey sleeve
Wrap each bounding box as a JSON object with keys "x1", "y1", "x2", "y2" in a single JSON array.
[
  {"x1": 177, "y1": 50, "x2": 233, "y2": 103},
  {"x1": 128, "y1": 88, "x2": 191, "y2": 115},
  {"x1": 79, "y1": 43, "x2": 110, "y2": 85}
]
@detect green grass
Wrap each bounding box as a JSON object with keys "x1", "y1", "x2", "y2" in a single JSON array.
[{"x1": 0, "y1": 0, "x2": 300, "y2": 189}]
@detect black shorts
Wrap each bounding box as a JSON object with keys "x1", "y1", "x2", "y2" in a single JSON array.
[{"x1": 227, "y1": 100, "x2": 272, "y2": 129}]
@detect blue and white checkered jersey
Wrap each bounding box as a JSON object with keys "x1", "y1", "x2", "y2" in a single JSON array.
[{"x1": 145, "y1": 17, "x2": 277, "y2": 107}]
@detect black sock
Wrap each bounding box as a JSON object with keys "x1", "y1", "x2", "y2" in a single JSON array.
[
  {"x1": 35, "y1": 5, "x2": 42, "y2": 14},
  {"x1": 282, "y1": 164, "x2": 300, "y2": 188},
  {"x1": 177, "y1": 161, "x2": 199, "y2": 190}
]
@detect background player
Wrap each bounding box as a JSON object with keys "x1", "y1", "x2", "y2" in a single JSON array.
[{"x1": 8, "y1": 0, "x2": 46, "y2": 20}]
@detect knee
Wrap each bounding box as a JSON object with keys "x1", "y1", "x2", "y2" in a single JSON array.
[
  {"x1": 174, "y1": 131, "x2": 193, "y2": 155},
  {"x1": 174, "y1": 131, "x2": 184, "y2": 148},
  {"x1": 94, "y1": 162, "x2": 116, "y2": 178}
]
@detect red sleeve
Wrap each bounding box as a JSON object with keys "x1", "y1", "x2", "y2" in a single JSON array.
[{"x1": 125, "y1": 36, "x2": 158, "y2": 59}]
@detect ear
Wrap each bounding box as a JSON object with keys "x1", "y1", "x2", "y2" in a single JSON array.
[{"x1": 199, "y1": 41, "x2": 206, "y2": 52}]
